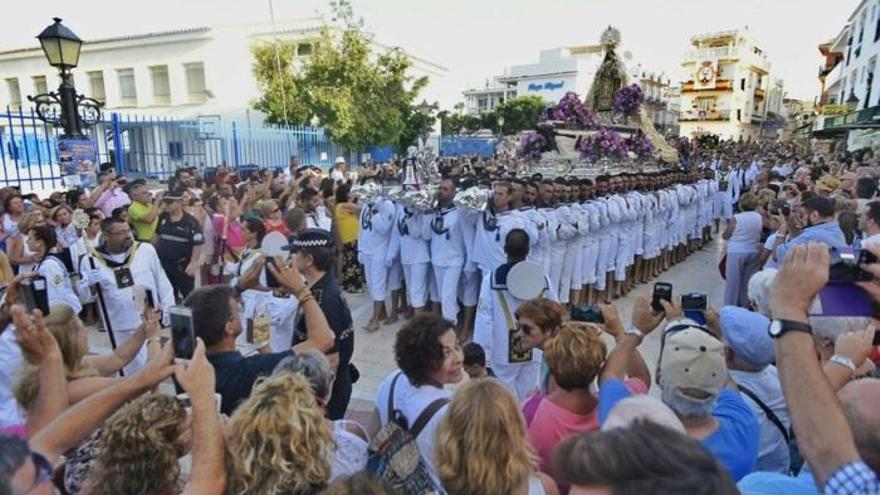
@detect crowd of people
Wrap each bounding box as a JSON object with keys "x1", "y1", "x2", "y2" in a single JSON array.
[{"x1": 0, "y1": 138, "x2": 878, "y2": 494}]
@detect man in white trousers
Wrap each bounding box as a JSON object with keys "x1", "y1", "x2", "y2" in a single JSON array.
[{"x1": 357, "y1": 184, "x2": 396, "y2": 332}]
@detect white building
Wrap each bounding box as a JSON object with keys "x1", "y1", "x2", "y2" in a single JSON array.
[
  {"x1": 0, "y1": 18, "x2": 447, "y2": 124},
  {"x1": 678, "y1": 27, "x2": 784, "y2": 141},
  {"x1": 462, "y1": 43, "x2": 674, "y2": 130},
  {"x1": 835, "y1": 0, "x2": 880, "y2": 110}
]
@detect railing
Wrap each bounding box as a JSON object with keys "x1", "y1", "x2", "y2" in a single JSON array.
[
  {"x1": 0, "y1": 106, "x2": 348, "y2": 194},
  {"x1": 687, "y1": 46, "x2": 733, "y2": 60},
  {"x1": 679, "y1": 110, "x2": 731, "y2": 122},
  {"x1": 682, "y1": 79, "x2": 734, "y2": 92}
]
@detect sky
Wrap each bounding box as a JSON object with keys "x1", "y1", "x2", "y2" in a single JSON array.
[{"x1": 0, "y1": 0, "x2": 861, "y2": 108}]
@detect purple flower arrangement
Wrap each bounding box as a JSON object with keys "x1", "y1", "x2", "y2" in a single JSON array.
[
  {"x1": 515, "y1": 131, "x2": 547, "y2": 161},
  {"x1": 578, "y1": 129, "x2": 629, "y2": 160},
  {"x1": 613, "y1": 83, "x2": 644, "y2": 117},
  {"x1": 540, "y1": 92, "x2": 597, "y2": 128},
  {"x1": 625, "y1": 131, "x2": 655, "y2": 159}
]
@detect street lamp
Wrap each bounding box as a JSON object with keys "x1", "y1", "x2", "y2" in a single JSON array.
[
  {"x1": 28, "y1": 18, "x2": 102, "y2": 137},
  {"x1": 497, "y1": 115, "x2": 505, "y2": 136}
]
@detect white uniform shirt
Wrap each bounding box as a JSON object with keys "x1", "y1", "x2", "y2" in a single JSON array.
[
  {"x1": 76, "y1": 242, "x2": 175, "y2": 331},
  {"x1": 471, "y1": 210, "x2": 529, "y2": 273},
  {"x1": 389, "y1": 207, "x2": 430, "y2": 266},
  {"x1": 427, "y1": 206, "x2": 467, "y2": 268},
  {"x1": 474, "y1": 263, "x2": 558, "y2": 367},
  {"x1": 34, "y1": 256, "x2": 81, "y2": 313},
  {"x1": 357, "y1": 199, "x2": 396, "y2": 256}
]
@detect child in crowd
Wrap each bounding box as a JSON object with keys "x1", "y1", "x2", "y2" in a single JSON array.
[{"x1": 463, "y1": 342, "x2": 496, "y2": 379}]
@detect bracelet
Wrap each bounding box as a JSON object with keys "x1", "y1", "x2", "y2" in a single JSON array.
[
  {"x1": 298, "y1": 292, "x2": 315, "y2": 305},
  {"x1": 829, "y1": 354, "x2": 857, "y2": 376},
  {"x1": 293, "y1": 285, "x2": 310, "y2": 298},
  {"x1": 145, "y1": 337, "x2": 161, "y2": 346}
]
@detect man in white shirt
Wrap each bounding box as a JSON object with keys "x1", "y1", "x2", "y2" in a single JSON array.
[
  {"x1": 300, "y1": 187, "x2": 332, "y2": 232},
  {"x1": 721, "y1": 306, "x2": 791, "y2": 474},
  {"x1": 860, "y1": 200, "x2": 880, "y2": 250},
  {"x1": 474, "y1": 229, "x2": 557, "y2": 400},
  {"x1": 429, "y1": 178, "x2": 467, "y2": 325},
  {"x1": 470, "y1": 182, "x2": 533, "y2": 275},
  {"x1": 78, "y1": 217, "x2": 174, "y2": 374},
  {"x1": 358, "y1": 186, "x2": 396, "y2": 332}
]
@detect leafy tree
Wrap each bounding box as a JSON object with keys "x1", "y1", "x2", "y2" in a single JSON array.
[
  {"x1": 495, "y1": 95, "x2": 546, "y2": 134},
  {"x1": 251, "y1": 0, "x2": 430, "y2": 152},
  {"x1": 398, "y1": 100, "x2": 439, "y2": 152}
]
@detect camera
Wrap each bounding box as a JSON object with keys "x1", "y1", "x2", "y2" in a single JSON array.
[
  {"x1": 571, "y1": 305, "x2": 604, "y2": 324},
  {"x1": 681, "y1": 292, "x2": 708, "y2": 311},
  {"x1": 828, "y1": 247, "x2": 876, "y2": 283}
]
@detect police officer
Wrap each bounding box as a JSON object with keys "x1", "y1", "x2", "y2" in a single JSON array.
[
  {"x1": 290, "y1": 229, "x2": 355, "y2": 420},
  {"x1": 155, "y1": 188, "x2": 204, "y2": 300}
]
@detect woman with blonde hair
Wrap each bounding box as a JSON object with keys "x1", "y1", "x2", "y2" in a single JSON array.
[
  {"x1": 524, "y1": 321, "x2": 647, "y2": 487},
  {"x1": 14, "y1": 304, "x2": 162, "y2": 410},
  {"x1": 227, "y1": 372, "x2": 334, "y2": 494},
  {"x1": 436, "y1": 378, "x2": 559, "y2": 495},
  {"x1": 80, "y1": 394, "x2": 187, "y2": 495}
]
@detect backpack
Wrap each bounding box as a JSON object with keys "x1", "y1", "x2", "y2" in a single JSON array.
[{"x1": 367, "y1": 372, "x2": 449, "y2": 494}]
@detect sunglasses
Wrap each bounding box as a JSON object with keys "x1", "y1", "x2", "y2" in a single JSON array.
[
  {"x1": 25, "y1": 451, "x2": 53, "y2": 493},
  {"x1": 516, "y1": 321, "x2": 535, "y2": 335}
]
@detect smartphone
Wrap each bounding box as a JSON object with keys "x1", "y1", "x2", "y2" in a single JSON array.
[
  {"x1": 20, "y1": 276, "x2": 50, "y2": 316},
  {"x1": 570, "y1": 305, "x2": 605, "y2": 324},
  {"x1": 681, "y1": 292, "x2": 708, "y2": 311},
  {"x1": 132, "y1": 286, "x2": 155, "y2": 311},
  {"x1": 652, "y1": 282, "x2": 673, "y2": 313},
  {"x1": 265, "y1": 257, "x2": 281, "y2": 289},
  {"x1": 169, "y1": 306, "x2": 195, "y2": 360}
]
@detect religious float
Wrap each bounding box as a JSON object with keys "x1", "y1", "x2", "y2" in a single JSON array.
[{"x1": 517, "y1": 27, "x2": 680, "y2": 177}]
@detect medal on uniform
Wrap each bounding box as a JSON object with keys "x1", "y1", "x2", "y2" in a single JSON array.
[{"x1": 114, "y1": 267, "x2": 135, "y2": 289}]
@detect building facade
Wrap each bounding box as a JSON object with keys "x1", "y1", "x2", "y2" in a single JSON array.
[
  {"x1": 0, "y1": 18, "x2": 447, "y2": 124},
  {"x1": 678, "y1": 28, "x2": 784, "y2": 141},
  {"x1": 462, "y1": 44, "x2": 673, "y2": 131}
]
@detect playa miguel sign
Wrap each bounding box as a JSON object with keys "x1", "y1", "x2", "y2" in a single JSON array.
[{"x1": 527, "y1": 80, "x2": 565, "y2": 92}]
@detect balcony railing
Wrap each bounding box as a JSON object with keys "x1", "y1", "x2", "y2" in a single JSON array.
[
  {"x1": 679, "y1": 109, "x2": 731, "y2": 122},
  {"x1": 686, "y1": 46, "x2": 733, "y2": 60},
  {"x1": 682, "y1": 79, "x2": 734, "y2": 92}
]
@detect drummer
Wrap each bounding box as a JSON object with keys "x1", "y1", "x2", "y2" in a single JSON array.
[{"x1": 473, "y1": 228, "x2": 557, "y2": 400}]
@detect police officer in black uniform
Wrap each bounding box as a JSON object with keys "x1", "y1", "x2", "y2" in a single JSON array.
[
  {"x1": 288, "y1": 228, "x2": 355, "y2": 420},
  {"x1": 155, "y1": 187, "x2": 204, "y2": 299}
]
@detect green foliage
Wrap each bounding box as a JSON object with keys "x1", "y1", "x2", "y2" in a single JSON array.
[
  {"x1": 398, "y1": 100, "x2": 439, "y2": 152},
  {"x1": 251, "y1": 0, "x2": 432, "y2": 152},
  {"x1": 438, "y1": 95, "x2": 545, "y2": 136},
  {"x1": 495, "y1": 95, "x2": 546, "y2": 134}
]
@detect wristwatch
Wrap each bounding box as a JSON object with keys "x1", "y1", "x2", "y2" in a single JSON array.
[
  {"x1": 624, "y1": 327, "x2": 645, "y2": 342},
  {"x1": 829, "y1": 354, "x2": 857, "y2": 376},
  {"x1": 767, "y1": 319, "x2": 812, "y2": 338}
]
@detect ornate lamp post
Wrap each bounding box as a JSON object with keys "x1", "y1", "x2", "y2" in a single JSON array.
[
  {"x1": 27, "y1": 18, "x2": 102, "y2": 137},
  {"x1": 497, "y1": 115, "x2": 505, "y2": 136}
]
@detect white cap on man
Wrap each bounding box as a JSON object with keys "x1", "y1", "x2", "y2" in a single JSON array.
[{"x1": 334, "y1": 156, "x2": 346, "y2": 165}]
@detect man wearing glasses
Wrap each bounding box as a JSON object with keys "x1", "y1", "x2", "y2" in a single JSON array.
[{"x1": 77, "y1": 217, "x2": 175, "y2": 375}]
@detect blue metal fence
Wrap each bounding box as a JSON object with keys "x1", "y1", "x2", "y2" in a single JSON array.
[
  {"x1": 439, "y1": 136, "x2": 496, "y2": 157},
  {"x1": 0, "y1": 106, "x2": 347, "y2": 193}
]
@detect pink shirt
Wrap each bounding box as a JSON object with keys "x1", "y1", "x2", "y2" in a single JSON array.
[
  {"x1": 525, "y1": 378, "x2": 647, "y2": 480},
  {"x1": 94, "y1": 187, "x2": 131, "y2": 218},
  {"x1": 212, "y1": 214, "x2": 245, "y2": 253}
]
